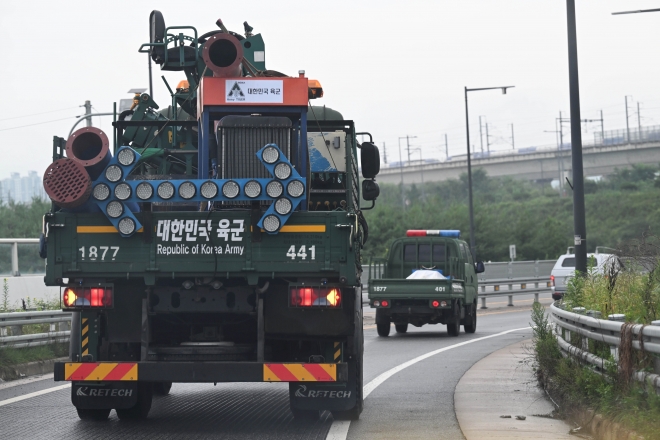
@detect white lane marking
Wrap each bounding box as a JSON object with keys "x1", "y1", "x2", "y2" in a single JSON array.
[
  {"x1": 326, "y1": 326, "x2": 531, "y2": 440},
  {"x1": 0, "y1": 384, "x2": 69, "y2": 407}
]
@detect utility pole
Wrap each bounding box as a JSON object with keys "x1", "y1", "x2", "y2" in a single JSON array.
[
  {"x1": 637, "y1": 102, "x2": 642, "y2": 139},
  {"x1": 84, "y1": 100, "x2": 92, "y2": 127},
  {"x1": 625, "y1": 95, "x2": 631, "y2": 143},
  {"x1": 566, "y1": 0, "x2": 588, "y2": 276},
  {"x1": 382, "y1": 142, "x2": 387, "y2": 164},
  {"x1": 405, "y1": 135, "x2": 416, "y2": 165},
  {"x1": 558, "y1": 112, "x2": 564, "y2": 190},
  {"x1": 600, "y1": 110, "x2": 605, "y2": 145},
  {"x1": 485, "y1": 122, "x2": 491, "y2": 153},
  {"x1": 510, "y1": 124, "x2": 515, "y2": 149},
  {"x1": 445, "y1": 134, "x2": 449, "y2": 159},
  {"x1": 478, "y1": 116, "x2": 484, "y2": 153}
]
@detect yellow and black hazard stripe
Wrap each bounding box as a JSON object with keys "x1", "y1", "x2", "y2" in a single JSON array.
[
  {"x1": 334, "y1": 342, "x2": 341, "y2": 362},
  {"x1": 81, "y1": 317, "x2": 89, "y2": 357}
]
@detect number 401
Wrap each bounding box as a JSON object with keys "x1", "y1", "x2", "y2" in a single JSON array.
[{"x1": 286, "y1": 245, "x2": 316, "y2": 260}]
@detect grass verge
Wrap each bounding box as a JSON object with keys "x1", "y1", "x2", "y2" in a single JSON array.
[{"x1": 0, "y1": 343, "x2": 68, "y2": 380}]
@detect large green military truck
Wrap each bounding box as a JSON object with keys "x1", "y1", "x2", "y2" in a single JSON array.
[
  {"x1": 42, "y1": 11, "x2": 380, "y2": 421},
  {"x1": 368, "y1": 230, "x2": 484, "y2": 337}
]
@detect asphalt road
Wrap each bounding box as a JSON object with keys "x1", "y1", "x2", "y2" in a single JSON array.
[{"x1": 0, "y1": 295, "x2": 551, "y2": 440}]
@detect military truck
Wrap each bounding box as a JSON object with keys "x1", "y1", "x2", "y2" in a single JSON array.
[
  {"x1": 368, "y1": 230, "x2": 484, "y2": 337},
  {"x1": 43, "y1": 11, "x2": 380, "y2": 421}
]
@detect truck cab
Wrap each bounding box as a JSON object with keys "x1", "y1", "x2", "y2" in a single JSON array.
[{"x1": 368, "y1": 230, "x2": 483, "y2": 336}]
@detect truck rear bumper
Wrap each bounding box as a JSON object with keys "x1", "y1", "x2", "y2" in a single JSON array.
[{"x1": 54, "y1": 361, "x2": 347, "y2": 383}]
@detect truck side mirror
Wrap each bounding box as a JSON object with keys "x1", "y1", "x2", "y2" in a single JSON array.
[
  {"x1": 362, "y1": 179, "x2": 380, "y2": 201},
  {"x1": 360, "y1": 142, "x2": 380, "y2": 179},
  {"x1": 475, "y1": 261, "x2": 485, "y2": 273}
]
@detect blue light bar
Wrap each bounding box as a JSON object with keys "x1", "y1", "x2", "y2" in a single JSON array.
[{"x1": 428, "y1": 230, "x2": 461, "y2": 238}]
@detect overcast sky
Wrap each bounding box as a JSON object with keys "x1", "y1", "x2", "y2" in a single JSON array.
[{"x1": 2, "y1": 0, "x2": 660, "y2": 179}]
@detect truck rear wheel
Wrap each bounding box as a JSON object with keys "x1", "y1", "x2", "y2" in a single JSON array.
[
  {"x1": 377, "y1": 321, "x2": 390, "y2": 337},
  {"x1": 332, "y1": 312, "x2": 363, "y2": 421},
  {"x1": 76, "y1": 408, "x2": 110, "y2": 421},
  {"x1": 116, "y1": 382, "x2": 153, "y2": 420},
  {"x1": 464, "y1": 302, "x2": 477, "y2": 333},
  {"x1": 376, "y1": 309, "x2": 390, "y2": 337},
  {"x1": 447, "y1": 302, "x2": 461, "y2": 337},
  {"x1": 395, "y1": 323, "x2": 408, "y2": 333}
]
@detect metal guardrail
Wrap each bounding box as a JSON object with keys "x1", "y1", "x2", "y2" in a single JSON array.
[
  {"x1": 477, "y1": 276, "x2": 552, "y2": 309},
  {"x1": 549, "y1": 302, "x2": 660, "y2": 391},
  {"x1": 478, "y1": 260, "x2": 555, "y2": 282},
  {"x1": 0, "y1": 310, "x2": 71, "y2": 349},
  {"x1": 0, "y1": 238, "x2": 42, "y2": 276}
]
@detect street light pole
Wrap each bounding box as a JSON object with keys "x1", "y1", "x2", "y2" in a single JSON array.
[
  {"x1": 398, "y1": 137, "x2": 406, "y2": 209},
  {"x1": 566, "y1": 0, "x2": 587, "y2": 275},
  {"x1": 464, "y1": 85, "x2": 514, "y2": 259},
  {"x1": 411, "y1": 148, "x2": 426, "y2": 200}
]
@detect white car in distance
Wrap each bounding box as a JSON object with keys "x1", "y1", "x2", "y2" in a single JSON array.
[{"x1": 551, "y1": 247, "x2": 619, "y2": 300}]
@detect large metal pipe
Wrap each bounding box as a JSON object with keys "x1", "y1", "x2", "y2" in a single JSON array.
[
  {"x1": 201, "y1": 33, "x2": 244, "y2": 77},
  {"x1": 66, "y1": 127, "x2": 111, "y2": 180},
  {"x1": 43, "y1": 158, "x2": 92, "y2": 209}
]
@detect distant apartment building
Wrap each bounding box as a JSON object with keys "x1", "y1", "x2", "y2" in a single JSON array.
[{"x1": 0, "y1": 171, "x2": 47, "y2": 204}]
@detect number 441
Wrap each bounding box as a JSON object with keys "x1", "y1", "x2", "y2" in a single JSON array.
[{"x1": 286, "y1": 245, "x2": 316, "y2": 260}]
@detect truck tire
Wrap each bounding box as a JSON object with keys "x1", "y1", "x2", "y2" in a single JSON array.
[
  {"x1": 116, "y1": 382, "x2": 153, "y2": 420},
  {"x1": 153, "y1": 381, "x2": 172, "y2": 396},
  {"x1": 76, "y1": 408, "x2": 110, "y2": 421},
  {"x1": 376, "y1": 309, "x2": 390, "y2": 337},
  {"x1": 377, "y1": 321, "x2": 390, "y2": 337},
  {"x1": 332, "y1": 299, "x2": 364, "y2": 420},
  {"x1": 464, "y1": 302, "x2": 477, "y2": 333},
  {"x1": 395, "y1": 323, "x2": 408, "y2": 334},
  {"x1": 447, "y1": 302, "x2": 461, "y2": 337}
]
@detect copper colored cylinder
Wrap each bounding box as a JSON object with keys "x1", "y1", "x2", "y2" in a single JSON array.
[
  {"x1": 43, "y1": 158, "x2": 92, "y2": 209},
  {"x1": 201, "y1": 33, "x2": 244, "y2": 77},
  {"x1": 66, "y1": 127, "x2": 110, "y2": 180}
]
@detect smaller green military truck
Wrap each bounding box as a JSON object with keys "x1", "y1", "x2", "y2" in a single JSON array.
[{"x1": 368, "y1": 230, "x2": 484, "y2": 337}]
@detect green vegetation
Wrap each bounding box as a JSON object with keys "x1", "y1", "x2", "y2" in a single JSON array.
[
  {"x1": 531, "y1": 301, "x2": 660, "y2": 439},
  {"x1": 364, "y1": 164, "x2": 660, "y2": 261},
  {"x1": 563, "y1": 265, "x2": 660, "y2": 324},
  {"x1": 0, "y1": 198, "x2": 50, "y2": 275},
  {"x1": 0, "y1": 343, "x2": 68, "y2": 377},
  {"x1": 0, "y1": 198, "x2": 49, "y2": 238}
]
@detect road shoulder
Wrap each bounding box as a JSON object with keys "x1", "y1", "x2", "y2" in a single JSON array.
[{"x1": 454, "y1": 339, "x2": 573, "y2": 439}]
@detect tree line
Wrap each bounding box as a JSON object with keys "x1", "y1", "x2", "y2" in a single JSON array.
[{"x1": 362, "y1": 164, "x2": 660, "y2": 262}]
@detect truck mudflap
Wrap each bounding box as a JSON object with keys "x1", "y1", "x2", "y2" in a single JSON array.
[
  {"x1": 54, "y1": 362, "x2": 347, "y2": 383},
  {"x1": 72, "y1": 382, "x2": 138, "y2": 410},
  {"x1": 288, "y1": 360, "x2": 358, "y2": 412}
]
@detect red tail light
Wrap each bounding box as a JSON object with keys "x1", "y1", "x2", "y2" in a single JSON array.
[
  {"x1": 550, "y1": 275, "x2": 555, "y2": 286},
  {"x1": 381, "y1": 300, "x2": 389, "y2": 307},
  {"x1": 290, "y1": 287, "x2": 341, "y2": 308},
  {"x1": 63, "y1": 286, "x2": 113, "y2": 308},
  {"x1": 432, "y1": 300, "x2": 440, "y2": 308}
]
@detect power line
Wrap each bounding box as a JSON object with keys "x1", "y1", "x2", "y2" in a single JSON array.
[
  {"x1": 0, "y1": 106, "x2": 79, "y2": 122},
  {"x1": 0, "y1": 116, "x2": 76, "y2": 132}
]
